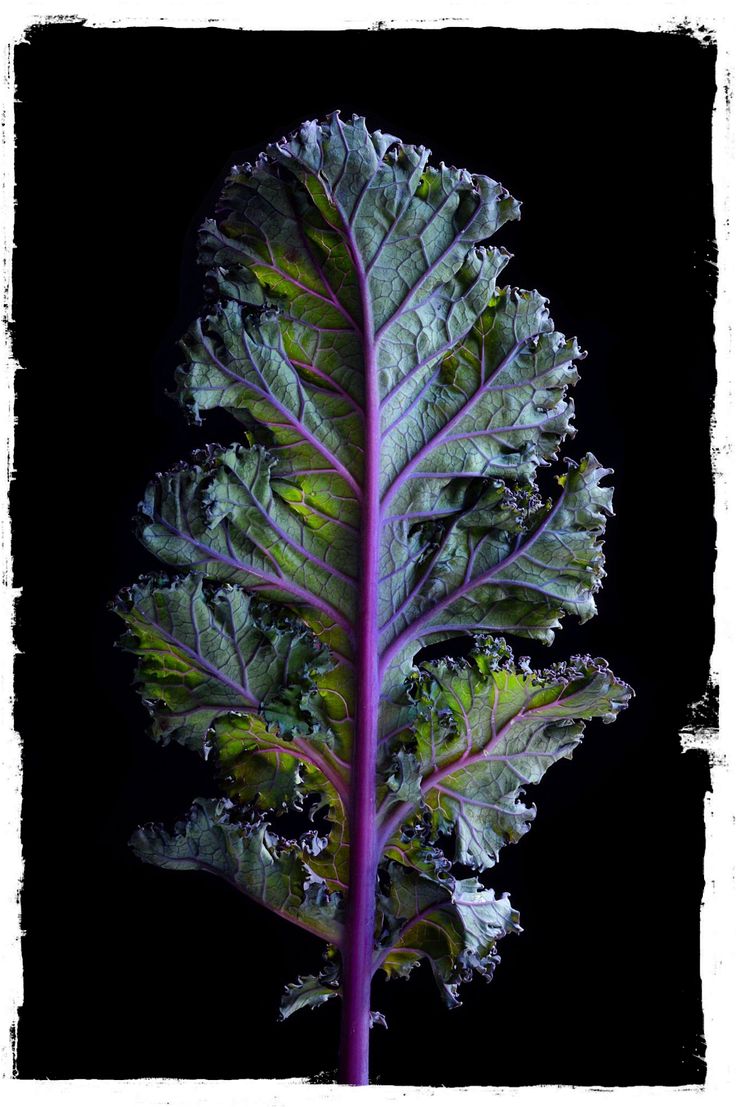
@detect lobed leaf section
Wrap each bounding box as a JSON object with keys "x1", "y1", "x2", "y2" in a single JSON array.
[{"x1": 115, "y1": 111, "x2": 631, "y2": 1051}]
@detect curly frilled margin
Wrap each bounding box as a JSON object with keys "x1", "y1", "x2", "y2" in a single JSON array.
[{"x1": 113, "y1": 112, "x2": 632, "y2": 1085}]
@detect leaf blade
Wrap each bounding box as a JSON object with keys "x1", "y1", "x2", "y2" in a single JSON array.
[
  {"x1": 379, "y1": 639, "x2": 632, "y2": 873},
  {"x1": 130, "y1": 798, "x2": 343, "y2": 945}
]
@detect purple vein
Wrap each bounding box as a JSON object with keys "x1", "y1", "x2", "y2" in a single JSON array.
[
  {"x1": 222, "y1": 594, "x2": 250, "y2": 693},
  {"x1": 462, "y1": 533, "x2": 490, "y2": 586},
  {"x1": 291, "y1": 360, "x2": 364, "y2": 416},
  {"x1": 378, "y1": 722, "x2": 412, "y2": 747},
  {"x1": 384, "y1": 507, "x2": 460, "y2": 524},
  {"x1": 378, "y1": 489, "x2": 567, "y2": 674},
  {"x1": 327, "y1": 166, "x2": 379, "y2": 1088},
  {"x1": 373, "y1": 190, "x2": 487, "y2": 341},
  {"x1": 226, "y1": 203, "x2": 360, "y2": 334},
  {"x1": 286, "y1": 188, "x2": 363, "y2": 333},
  {"x1": 333, "y1": 113, "x2": 352, "y2": 198},
  {"x1": 223, "y1": 515, "x2": 283, "y2": 580},
  {"x1": 223, "y1": 465, "x2": 358, "y2": 588},
  {"x1": 441, "y1": 409, "x2": 568, "y2": 442},
  {"x1": 279, "y1": 315, "x2": 353, "y2": 334},
  {"x1": 374, "y1": 898, "x2": 464, "y2": 969},
  {"x1": 380, "y1": 333, "x2": 538, "y2": 511},
  {"x1": 436, "y1": 784, "x2": 516, "y2": 814},
  {"x1": 489, "y1": 579, "x2": 586, "y2": 605},
  {"x1": 379, "y1": 319, "x2": 478, "y2": 410},
  {"x1": 378, "y1": 540, "x2": 431, "y2": 585},
  {"x1": 368, "y1": 173, "x2": 462, "y2": 284},
  {"x1": 201, "y1": 334, "x2": 362, "y2": 500},
  {"x1": 384, "y1": 621, "x2": 549, "y2": 640},
  {"x1": 240, "y1": 333, "x2": 364, "y2": 495},
  {"x1": 364, "y1": 149, "x2": 431, "y2": 274},
  {"x1": 381, "y1": 367, "x2": 441, "y2": 440},
  {"x1": 372, "y1": 900, "x2": 457, "y2": 971},
  {"x1": 346, "y1": 149, "x2": 386, "y2": 227},
  {"x1": 378, "y1": 518, "x2": 461, "y2": 633},
  {"x1": 140, "y1": 614, "x2": 258, "y2": 706},
  {"x1": 256, "y1": 735, "x2": 348, "y2": 802},
  {"x1": 261, "y1": 258, "x2": 359, "y2": 331},
  {"x1": 376, "y1": 691, "x2": 568, "y2": 847},
  {"x1": 189, "y1": 857, "x2": 341, "y2": 946},
  {"x1": 275, "y1": 486, "x2": 358, "y2": 535},
  {"x1": 482, "y1": 361, "x2": 576, "y2": 393},
  {"x1": 151, "y1": 509, "x2": 353, "y2": 638}
]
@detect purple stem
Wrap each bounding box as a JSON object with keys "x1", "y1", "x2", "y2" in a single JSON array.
[{"x1": 338, "y1": 218, "x2": 378, "y2": 1087}]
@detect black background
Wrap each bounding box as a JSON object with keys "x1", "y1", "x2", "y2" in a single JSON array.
[{"x1": 12, "y1": 24, "x2": 715, "y2": 1086}]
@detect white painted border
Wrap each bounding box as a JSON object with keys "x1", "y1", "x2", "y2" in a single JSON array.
[{"x1": 1, "y1": 2, "x2": 733, "y2": 1103}]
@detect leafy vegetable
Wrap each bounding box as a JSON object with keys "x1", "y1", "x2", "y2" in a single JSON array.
[{"x1": 114, "y1": 111, "x2": 631, "y2": 1084}]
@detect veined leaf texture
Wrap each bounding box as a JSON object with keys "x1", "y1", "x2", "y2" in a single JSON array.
[{"x1": 114, "y1": 112, "x2": 631, "y2": 1084}]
